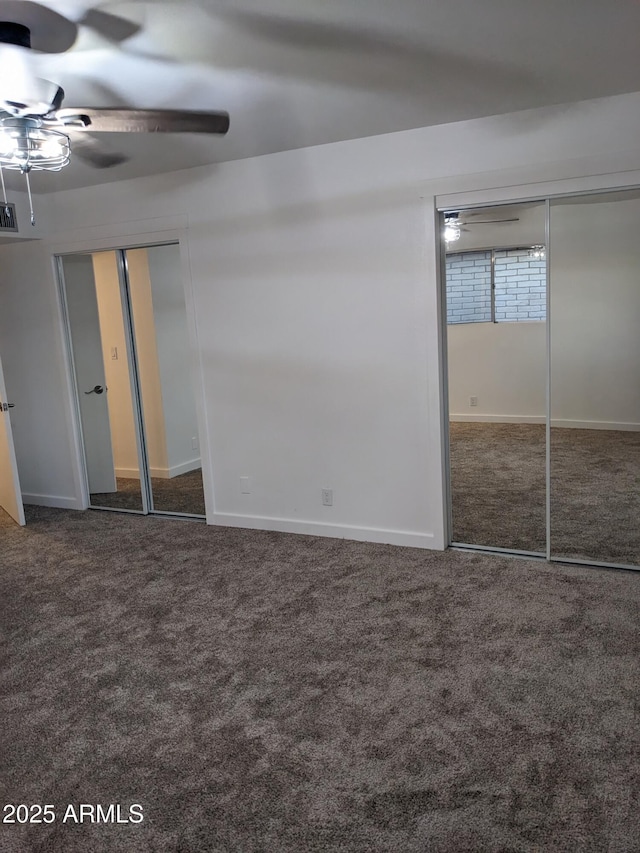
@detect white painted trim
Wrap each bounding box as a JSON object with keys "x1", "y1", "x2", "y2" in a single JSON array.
[
  {"x1": 209, "y1": 512, "x2": 438, "y2": 550},
  {"x1": 450, "y1": 414, "x2": 546, "y2": 424},
  {"x1": 551, "y1": 419, "x2": 640, "y2": 432},
  {"x1": 431, "y1": 159, "x2": 640, "y2": 212},
  {"x1": 114, "y1": 467, "x2": 140, "y2": 479},
  {"x1": 430, "y1": 161, "x2": 640, "y2": 554},
  {"x1": 178, "y1": 234, "x2": 214, "y2": 524},
  {"x1": 47, "y1": 222, "x2": 210, "y2": 519},
  {"x1": 22, "y1": 493, "x2": 84, "y2": 510},
  {"x1": 449, "y1": 414, "x2": 640, "y2": 430},
  {"x1": 114, "y1": 458, "x2": 202, "y2": 479},
  {"x1": 45, "y1": 216, "x2": 189, "y2": 256},
  {"x1": 165, "y1": 458, "x2": 201, "y2": 478},
  {"x1": 422, "y1": 198, "x2": 449, "y2": 552},
  {"x1": 100, "y1": 455, "x2": 202, "y2": 480}
]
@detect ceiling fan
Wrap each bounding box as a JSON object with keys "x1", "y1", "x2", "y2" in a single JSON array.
[
  {"x1": 0, "y1": 2, "x2": 229, "y2": 223},
  {"x1": 443, "y1": 210, "x2": 520, "y2": 244},
  {"x1": 446, "y1": 211, "x2": 520, "y2": 228}
]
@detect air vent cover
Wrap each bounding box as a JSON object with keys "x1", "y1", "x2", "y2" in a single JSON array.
[{"x1": 0, "y1": 203, "x2": 18, "y2": 232}]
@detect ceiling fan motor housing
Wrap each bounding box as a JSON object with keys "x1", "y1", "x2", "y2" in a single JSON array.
[{"x1": 0, "y1": 21, "x2": 31, "y2": 48}]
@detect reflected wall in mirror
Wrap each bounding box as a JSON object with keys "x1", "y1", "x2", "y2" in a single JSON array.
[
  {"x1": 61, "y1": 245, "x2": 206, "y2": 518},
  {"x1": 445, "y1": 201, "x2": 547, "y2": 552},
  {"x1": 127, "y1": 244, "x2": 205, "y2": 516},
  {"x1": 550, "y1": 189, "x2": 640, "y2": 566}
]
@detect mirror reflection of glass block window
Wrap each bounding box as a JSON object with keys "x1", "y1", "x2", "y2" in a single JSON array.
[
  {"x1": 445, "y1": 251, "x2": 492, "y2": 324},
  {"x1": 494, "y1": 249, "x2": 546, "y2": 321},
  {"x1": 445, "y1": 247, "x2": 546, "y2": 324}
]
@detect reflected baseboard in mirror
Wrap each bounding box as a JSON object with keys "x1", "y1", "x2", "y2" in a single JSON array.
[
  {"x1": 91, "y1": 467, "x2": 206, "y2": 516},
  {"x1": 449, "y1": 422, "x2": 546, "y2": 553},
  {"x1": 550, "y1": 428, "x2": 640, "y2": 565}
]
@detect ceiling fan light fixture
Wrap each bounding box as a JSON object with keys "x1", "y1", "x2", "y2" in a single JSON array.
[
  {"x1": 0, "y1": 116, "x2": 70, "y2": 227},
  {"x1": 0, "y1": 116, "x2": 69, "y2": 171},
  {"x1": 444, "y1": 213, "x2": 461, "y2": 244}
]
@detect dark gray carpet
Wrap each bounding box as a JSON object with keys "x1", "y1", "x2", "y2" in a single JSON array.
[
  {"x1": 450, "y1": 422, "x2": 640, "y2": 565},
  {"x1": 90, "y1": 468, "x2": 206, "y2": 516},
  {"x1": 2, "y1": 506, "x2": 640, "y2": 851}
]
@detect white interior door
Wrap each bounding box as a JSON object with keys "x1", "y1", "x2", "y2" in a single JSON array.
[
  {"x1": 0, "y1": 352, "x2": 25, "y2": 525},
  {"x1": 62, "y1": 254, "x2": 117, "y2": 494}
]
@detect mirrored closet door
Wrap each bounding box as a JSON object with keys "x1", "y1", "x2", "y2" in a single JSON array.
[
  {"x1": 443, "y1": 189, "x2": 640, "y2": 571},
  {"x1": 59, "y1": 243, "x2": 206, "y2": 518},
  {"x1": 549, "y1": 189, "x2": 640, "y2": 568},
  {"x1": 444, "y1": 201, "x2": 548, "y2": 554}
]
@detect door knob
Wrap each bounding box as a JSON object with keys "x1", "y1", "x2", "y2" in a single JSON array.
[
  {"x1": 1, "y1": 401, "x2": 14, "y2": 411},
  {"x1": 84, "y1": 385, "x2": 105, "y2": 395}
]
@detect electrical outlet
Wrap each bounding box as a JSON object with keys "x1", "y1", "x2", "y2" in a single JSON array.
[
  {"x1": 322, "y1": 488, "x2": 333, "y2": 507},
  {"x1": 192, "y1": 436, "x2": 199, "y2": 450},
  {"x1": 469, "y1": 396, "x2": 478, "y2": 407},
  {"x1": 240, "y1": 476, "x2": 250, "y2": 494}
]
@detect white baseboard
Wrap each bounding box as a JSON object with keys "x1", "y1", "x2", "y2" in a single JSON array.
[
  {"x1": 115, "y1": 459, "x2": 202, "y2": 480},
  {"x1": 22, "y1": 493, "x2": 84, "y2": 510},
  {"x1": 450, "y1": 414, "x2": 545, "y2": 424},
  {"x1": 208, "y1": 512, "x2": 440, "y2": 550},
  {"x1": 550, "y1": 419, "x2": 640, "y2": 431},
  {"x1": 450, "y1": 414, "x2": 640, "y2": 431},
  {"x1": 114, "y1": 467, "x2": 140, "y2": 479},
  {"x1": 151, "y1": 459, "x2": 202, "y2": 479}
]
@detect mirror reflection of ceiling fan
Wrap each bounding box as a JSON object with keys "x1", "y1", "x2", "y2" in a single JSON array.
[
  {"x1": 444, "y1": 210, "x2": 520, "y2": 243},
  {"x1": 446, "y1": 210, "x2": 520, "y2": 230}
]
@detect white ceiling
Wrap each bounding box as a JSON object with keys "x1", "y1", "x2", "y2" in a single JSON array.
[{"x1": 4, "y1": 0, "x2": 640, "y2": 192}]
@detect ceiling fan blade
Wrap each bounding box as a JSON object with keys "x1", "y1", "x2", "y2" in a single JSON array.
[
  {"x1": 55, "y1": 107, "x2": 230, "y2": 134},
  {"x1": 461, "y1": 218, "x2": 520, "y2": 224},
  {"x1": 99, "y1": 2, "x2": 535, "y2": 98},
  {"x1": 78, "y1": 8, "x2": 140, "y2": 42},
  {"x1": 67, "y1": 129, "x2": 128, "y2": 167}
]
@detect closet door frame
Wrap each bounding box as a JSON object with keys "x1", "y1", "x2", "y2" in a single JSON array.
[
  {"x1": 437, "y1": 180, "x2": 640, "y2": 572},
  {"x1": 51, "y1": 223, "x2": 211, "y2": 522}
]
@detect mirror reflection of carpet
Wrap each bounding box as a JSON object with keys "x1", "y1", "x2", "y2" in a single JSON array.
[{"x1": 91, "y1": 468, "x2": 205, "y2": 516}]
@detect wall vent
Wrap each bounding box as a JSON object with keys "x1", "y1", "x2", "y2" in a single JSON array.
[{"x1": 0, "y1": 203, "x2": 18, "y2": 232}]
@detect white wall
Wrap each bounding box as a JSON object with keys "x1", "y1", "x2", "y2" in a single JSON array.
[
  {"x1": 92, "y1": 251, "x2": 142, "y2": 477},
  {"x1": 4, "y1": 91, "x2": 640, "y2": 543},
  {"x1": 125, "y1": 249, "x2": 169, "y2": 478},
  {"x1": 141, "y1": 244, "x2": 201, "y2": 477},
  {"x1": 0, "y1": 187, "x2": 48, "y2": 243}
]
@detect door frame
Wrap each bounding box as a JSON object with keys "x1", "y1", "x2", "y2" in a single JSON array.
[
  {"x1": 0, "y1": 350, "x2": 25, "y2": 525},
  {"x1": 50, "y1": 219, "x2": 212, "y2": 520},
  {"x1": 435, "y1": 176, "x2": 640, "y2": 571}
]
